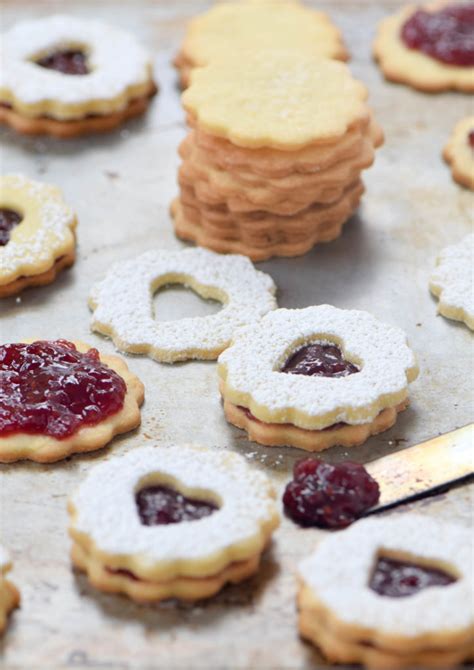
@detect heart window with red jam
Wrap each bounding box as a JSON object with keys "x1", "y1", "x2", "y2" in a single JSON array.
[
  {"x1": 369, "y1": 552, "x2": 457, "y2": 598},
  {"x1": 135, "y1": 482, "x2": 219, "y2": 526},
  {"x1": 0, "y1": 208, "x2": 23, "y2": 246},
  {"x1": 280, "y1": 341, "x2": 360, "y2": 378},
  {"x1": 32, "y1": 45, "x2": 90, "y2": 75}
]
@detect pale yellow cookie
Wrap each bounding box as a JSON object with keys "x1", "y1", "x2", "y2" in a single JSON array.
[
  {"x1": 443, "y1": 116, "x2": 474, "y2": 190},
  {"x1": 0, "y1": 546, "x2": 20, "y2": 635}
]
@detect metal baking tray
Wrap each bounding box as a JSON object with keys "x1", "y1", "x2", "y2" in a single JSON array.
[{"x1": 1, "y1": 1, "x2": 472, "y2": 668}]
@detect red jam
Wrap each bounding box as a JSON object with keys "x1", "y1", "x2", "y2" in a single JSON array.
[
  {"x1": 469, "y1": 129, "x2": 474, "y2": 148},
  {"x1": 0, "y1": 208, "x2": 22, "y2": 246},
  {"x1": 35, "y1": 49, "x2": 89, "y2": 75},
  {"x1": 237, "y1": 405, "x2": 345, "y2": 431},
  {"x1": 370, "y1": 556, "x2": 456, "y2": 598},
  {"x1": 0, "y1": 340, "x2": 126, "y2": 439},
  {"x1": 135, "y1": 485, "x2": 218, "y2": 526},
  {"x1": 283, "y1": 459, "x2": 380, "y2": 529},
  {"x1": 401, "y1": 3, "x2": 474, "y2": 66},
  {"x1": 281, "y1": 343, "x2": 359, "y2": 377}
]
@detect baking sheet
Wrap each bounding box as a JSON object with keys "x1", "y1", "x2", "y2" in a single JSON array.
[{"x1": 0, "y1": 1, "x2": 473, "y2": 668}]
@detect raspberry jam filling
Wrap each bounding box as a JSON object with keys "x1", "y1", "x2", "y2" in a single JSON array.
[
  {"x1": 0, "y1": 340, "x2": 126, "y2": 439},
  {"x1": 281, "y1": 343, "x2": 359, "y2": 377},
  {"x1": 469, "y1": 129, "x2": 474, "y2": 149},
  {"x1": 237, "y1": 405, "x2": 345, "y2": 432},
  {"x1": 0, "y1": 208, "x2": 22, "y2": 246},
  {"x1": 370, "y1": 556, "x2": 456, "y2": 598},
  {"x1": 135, "y1": 485, "x2": 218, "y2": 526},
  {"x1": 35, "y1": 49, "x2": 89, "y2": 75},
  {"x1": 283, "y1": 458, "x2": 380, "y2": 529},
  {"x1": 401, "y1": 3, "x2": 474, "y2": 67}
]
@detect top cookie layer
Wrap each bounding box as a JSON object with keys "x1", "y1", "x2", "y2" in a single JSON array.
[
  {"x1": 0, "y1": 14, "x2": 153, "y2": 119},
  {"x1": 183, "y1": 50, "x2": 369, "y2": 150},
  {"x1": 180, "y1": 1, "x2": 348, "y2": 68}
]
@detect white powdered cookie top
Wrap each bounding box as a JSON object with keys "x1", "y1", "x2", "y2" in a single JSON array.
[
  {"x1": 1, "y1": 174, "x2": 76, "y2": 282},
  {"x1": 0, "y1": 545, "x2": 11, "y2": 573},
  {"x1": 70, "y1": 445, "x2": 278, "y2": 566},
  {"x1": 0, "y1": 14, "x2": 151, "y2": 105},
  {"x1": 299, "y1": 515, "x2": 473, "y2": 637},
  {"x1": 429, "y1": 234, "x2": 474, "y2": 330},
  {"x1": 89, "y1": 248, "x2": 277, "y2": 363},
  {"x1": 218, "y1": 305, "x2": 418, "y2": 429}
]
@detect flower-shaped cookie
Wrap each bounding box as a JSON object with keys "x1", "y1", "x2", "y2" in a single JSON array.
[
  {"x1": 0, "y1": 15, "x2": 157, "y2": 138},
  {"x1": 443, "y1": 117, "x2": 474, "y2": 190},
  {"x1": 298, "y1": 515, "x2": 473, "y2": 668},
  {"x1": 89, "y1": 248, "x2": 277, "y2": 363},
  {"x1": 0, "y1": 174, "x2": 77, "y2": 298},
  {"x1": 429, "y1": 234, "x2": 474, "y2": 330},
  {"x1": 68, "y1": 445, "x2": 279, "y2": 602},
  {"x1": 373, "y1": 2, "x2": 474, "y2": 93},
  {"x1": 0, "y1": 340, "x2": 144, "y2": 463},
  {"x1": 0, "y1": 546, "x2": 19, "y2": 635},
  {"x1": 218, "y1": 305, "x2": 418, "y2": 451}
]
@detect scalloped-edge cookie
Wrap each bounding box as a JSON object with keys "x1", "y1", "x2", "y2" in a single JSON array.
[
  {"x1": 443, "y1": 116, "x2": 474, "y2": 190},
  {"x1": 429, "y1": 234, "x2": 474, "y2": 330},
  {"x1": 298, "y1": 515, "x2": 474, "y2": 669},
  {"x1": 218, "y1": 305, "x2": 418, "y2": 450},
  {"x1": 0, "y1": 340, "x2": 144, "y2": 463},
  {"x1": 68, "y1": 445, "x2": 280, "y2": 602},
  {"x1": 0, "y1": 15, "x2": 157, "y2": 137},
  {"x1": 174, "y1": 1, "x2": 348, "y2": 88},
  {"x1": 0, "y1": 546, "x2": 20, "y2": 635},
  {"x1": 89, "y1": 248, "x2": 277, "y2": 363},
  {"x1": 373, "y1": 2, "x2": 474, "y2": 93},
  {"x1": 0, "y1": 174, "x2": 77, "y2": 298}
]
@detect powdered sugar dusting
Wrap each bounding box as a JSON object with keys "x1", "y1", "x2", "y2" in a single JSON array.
[
  {"x1": 89, "y1": 247, "x2": 277, "y2": 363},
  {"x1": 0, "y1": 546, "x2": 11, "y2": 572}
]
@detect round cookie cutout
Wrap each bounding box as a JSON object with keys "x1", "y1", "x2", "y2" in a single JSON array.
[
  {"x1": 89, "y1": 248, "x2": 277, "y2": 363},
  {"x1": 443, "y1": 116, "x2": 474, "y2": 190},
  {"x1": 373, "y1": 2, "x2": 474, "y2": 93},
  {"x1": 182, "y1": 49, "x2": 369, "y2": 150},
  {"x1": 68, "y1": 445, "x2": 280, "y2": 602},
  {"x1": 0, "y1": 546, "x2": 20, "y2": 634},
  {"x1": 218, "y1": 305, "x2": 419, "y2": 431},
  {"x1": 298, "y1": 515, "x2": 473, "y2": 668},
  {"x1": 0, "y1": 174, "x2": 77, "y2": 298},
  {"x1": 429, "y1": 234, "x2": 474, "y2": 330}
]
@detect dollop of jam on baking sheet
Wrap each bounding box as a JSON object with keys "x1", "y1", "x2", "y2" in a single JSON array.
[
  {"x1": 401, "y1": 3, "x2": 474, "y2": 67},
  {"x1": 283, "y1": 459, "x2": 380, "y2": 529},
  {"x1": 135, "y1": 485, "x2": 218, "y2": 526},
  {"x1": 281, "y1": 343, "x2": 359, "y2": 377},
  {"x1": 469, "y1": 129, "x2": 474, "y2": 148},
  {"x1": 0, "y1": 208, "x2": 22, "y2": 246},
  {"x1": 370, "y1": 556, "x2": 457, "y2": 597},
  {"x1": 35, "y1": 49, "x2": 89, "y2": 75},
  {"x1": 0, "y1": 340, "x2": 126, "y2": 439}
]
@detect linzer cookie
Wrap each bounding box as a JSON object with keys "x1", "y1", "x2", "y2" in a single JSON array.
[
  {"x1": 0, "y1": 174, "x2": 77, "y2": 298},
  {"x1": 0, "y1": 546, "x2": 19, "y2": 635},
  {"x1": 217, "y1": 305, "x2": 418, "y2": 452},
  {"x1": 373, "y1": 2, "x2": 474, "y2": 92},
  {"x1": 298, "y1": 515, "x2": 474, "y2": 669},
  {"x1": 0, "y1": 340, "x2": 144, "y2": 463},
  {"x1": 0, "y1": 15, "x2": 157, "y2": 138},
  {"x1": 429, "y1": 234, "x2": 474, "y2": 330},
  {"x1": 171, "y1": 50, "x2": 383, "y2": 261},
  {"x1": 68, "y1": 445, "x2": 279, "y2": 603},
  {"x1": 174, "y1": 1, "x2": 348, "y2": 88},
  {"x1": 89, "y1": 248, "x2": 277, "y2": 363},
  {"x1": 443, "y1": 116, "x2": 474, "y2": 190}
]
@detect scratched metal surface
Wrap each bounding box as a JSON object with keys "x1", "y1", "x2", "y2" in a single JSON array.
[{"x1": 0, "y1": 1, "x2": 473, "y2": 669}]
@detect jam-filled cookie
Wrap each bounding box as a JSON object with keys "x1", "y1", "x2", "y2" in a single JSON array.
[
  {"x1": 89, "y1": 248, "x2": 277, "y2": 363},
  {"x1": 0, "y1": 15, "x2": 157, "y2": 138},
  {"x1": 0, "y1": 340, "x2": 144, "y2": 463},
  {"x1": 218, "y1": 305, "x2": 418, "y2": 451},
  {"x1": 174, "y1": 0, "x2": 348, "y2": 88},
  {"x1": 443, "y1": 116, "x2": 474, "y2": 190},
  {"x1": 298, "y1": 515, "x2": 473, "y2": 668},
  {"x1": 68, "y1": 445, "x2": 279, "y2": 602},
  {"x1": 373, "y1": 2, "x2": 474, "y2": 92},
  {"x1": 0, "y1": 546, "x2": 20, "y2": 635},
  {"x1": 0, "y1": 174, "x2": 77, "y2": 298},
  {"x1": 429, "y1": 234, "x2": 474, "y2": 330}
]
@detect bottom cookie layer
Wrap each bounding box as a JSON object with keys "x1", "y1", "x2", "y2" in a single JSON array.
[
  {"x1": 71, "y1": 541, "x2": 263, "y2": 603},
  {"x1": 223, "y1": 398, "x2": 409, "y2": 452},
  {"x1": 0, "y1": 578, "x2": 20, "y2": 634},
  {"x1": 0, "y1": 251, "x2": 75, "y2": 298}
]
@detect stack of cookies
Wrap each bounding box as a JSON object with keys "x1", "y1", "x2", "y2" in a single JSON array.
[{"x1": 171, "y1": 50, "x2": 383, "y2": 261}]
